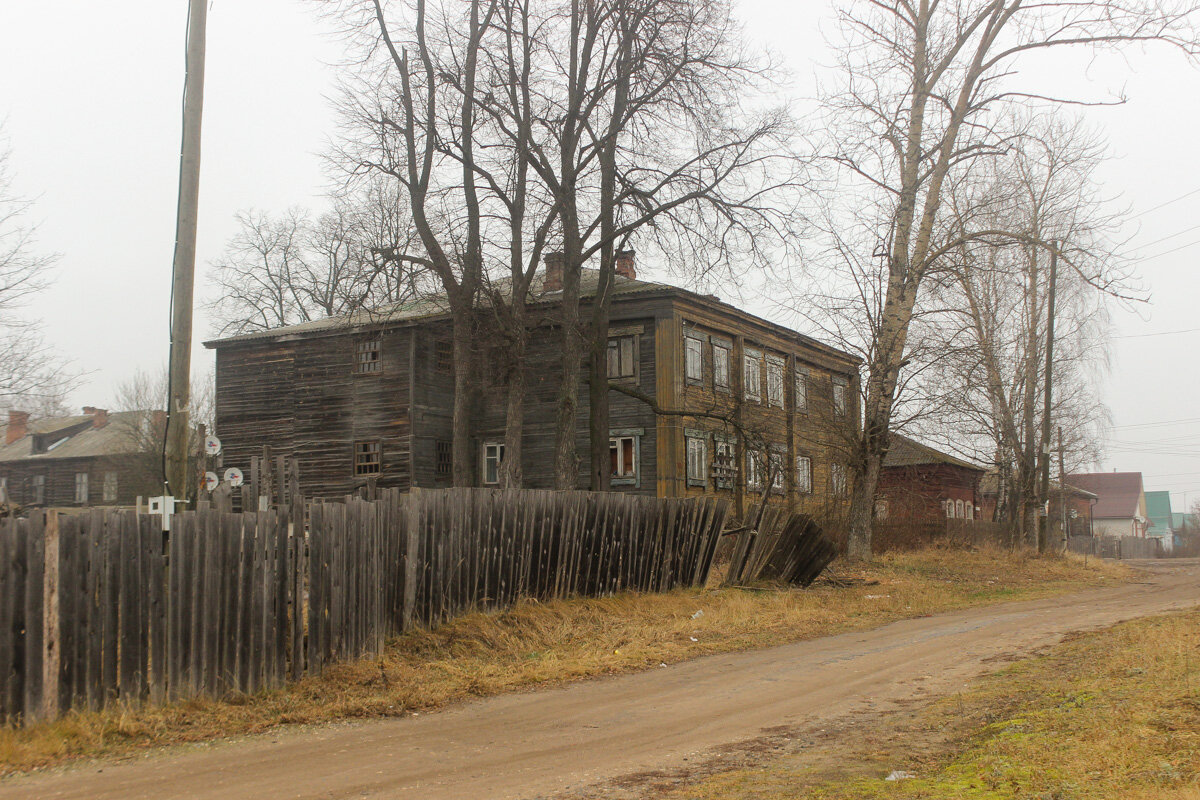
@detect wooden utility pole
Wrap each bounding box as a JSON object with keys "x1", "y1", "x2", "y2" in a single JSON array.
[
  {"x1": 1058, "y1": 426, "x2": 1067, "y2": 545},
  {"x1": 165, "y1": 0, "x2": 208, "y2": 501},
  {"x1": 1036, "y1": 244, "x2": 1058, "y2": 553}
]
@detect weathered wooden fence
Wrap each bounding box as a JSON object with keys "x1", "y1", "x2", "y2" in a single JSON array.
[
  {"x1": 724, "y1": 504, "x2": 837, "y2": 588},
  {"x1": 0, "y1": 489, "x2": 728, "y2": 725}
]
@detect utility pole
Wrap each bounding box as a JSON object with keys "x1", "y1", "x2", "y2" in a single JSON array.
[
  {"x1": 1036, "y1": 244, "x2": 1058, "y2": 553},
  {"x1": 165, "y1": 0, "x2": 208, "y2": 502},
  {"x1": 1058, "y1": 426, "x2": 1067, "y2": 546}
]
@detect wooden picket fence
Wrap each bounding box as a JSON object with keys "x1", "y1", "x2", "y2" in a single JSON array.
[{"x1": 0, "y1": 488, "x2": 728, "y2": 725}]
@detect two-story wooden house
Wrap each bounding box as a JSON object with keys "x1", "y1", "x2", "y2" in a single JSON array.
[{"x1": 206, "y1": 254, "x2": 861, "y2": 518}]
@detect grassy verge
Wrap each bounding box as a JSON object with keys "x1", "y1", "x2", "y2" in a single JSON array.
[
  {"x1": 662, "y1": 608, "x2": 1200, "y2": 800},
  {"x1": 0, "y1": 548, "x2": 1128, "y2": 776}
]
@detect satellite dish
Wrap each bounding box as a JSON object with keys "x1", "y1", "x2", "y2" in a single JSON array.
[
  {"x1": 203, "y1": 471, "x2": 219, "y2": 492},
  {"x1": 204, "y1": 434, "x2": 222, "y2": 456},
  {"x1": 224, "y1": 467, "x2": 244, "y2": 488}
]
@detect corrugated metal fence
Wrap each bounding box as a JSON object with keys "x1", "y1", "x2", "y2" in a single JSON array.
[{"x1": 0, "y1": 488, "x2": 728, "y2": 726}]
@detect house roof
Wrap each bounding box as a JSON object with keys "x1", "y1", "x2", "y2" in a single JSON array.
[
  {"x1": 1144, "y1": 490, "x2": 1174, "y2": 531},
  {"x1": 0, "y1": 411, "x2": 149, "y2": 463},
  {"x1": 1065, "y1": 472, "x2": 1144, "y2": 519},
  {"x1": 882, "y1": 434, "x2": 986, "y2": 472},
  {"x1": 203, "y1": 268, "x2": 862, "y2": 367},
  {"x1": 977, "y1": 472, "x2": 1098, "y2": 500}
]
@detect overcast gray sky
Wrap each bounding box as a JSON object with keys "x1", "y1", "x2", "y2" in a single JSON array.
[{"x1": 1, "y1": 1, "x2": 1197, "y2": 510}]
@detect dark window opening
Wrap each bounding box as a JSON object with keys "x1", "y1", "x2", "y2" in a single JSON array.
[
  {"x1": 355, "y1": 440, "x2": 382, "y2": 476},
  {"x1": 435, "y1": 440, "x2": 452, "y2": 478},
  {"x1": 356, "y1": 338, "x2": 382, "y2": 374}
]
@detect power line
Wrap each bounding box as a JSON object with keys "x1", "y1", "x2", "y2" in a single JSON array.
[
  {"x1": 1136, "y1": 221, "x2": 1200, "y2": 249},
  {"x1": 1139, "y1": 236, "x2": 1200, "y2": 263},
  {"x1": 1114, "y1": 327, "x2": 1200, "y2": 339},
  {"x1": 1133, "y1": 186, "x2": 1200, "y2": 219},
  {"x1": 1111, "y1": 416, "x2": 1200, "y2": 430}
]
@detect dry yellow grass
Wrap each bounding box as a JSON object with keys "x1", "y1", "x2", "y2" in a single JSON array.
[
  {"x1": 664, "y1": 598, "x2": 1200, "y2": 800},
  {"x1": 0, "y1": 547, "x2": 1128, "y2": 776}
]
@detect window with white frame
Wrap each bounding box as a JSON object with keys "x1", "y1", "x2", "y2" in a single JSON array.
[
  {"x1": 482, "y1": 442, "x2": 505, "y2": 484},
  {"x1": 768, "y1": 448, "x2": 785, "y2": 493},
  {"x1": 833, "y1": 377, "x2": 849, "y2": 417},
  {"x1": 712, "y1": 341, "x2": 731, "y2": 391},
  {"x1": 746, "y1": 449, "x2": 764, "y2": 491},
  {"x1": 610, "y1": 433, "x2": 639, "y2": 484},
  {"x1": 966, "y1": 502, "x2": 975, "y2": 521},
  {"x1": 743, "y1": 348, "x2": 762, "y2": 402},
  {"x1": 830, "y1": 463, "x2": 847, "y2": 496},
  {"x1": 32, "y1": 475, "x2": 44, "y2": 505},
  {"x1": 794, "y1": 368, "x2": 809, "y2": 412},
  {"x1": 685, "y1": 432, "x2": 707, "y2": 487},
  {"x1": 103, "y1": 471, "x2": 118, "y2": 503},
  {"x1": 955, "y1": 499, "x2": 965, "y2": 518},
  {"x1": 795, "y1": 455, "x2": 812, "y2": 494},
  {"x1": 607, "y1": 335, "x2": 637, "y2": 379},
  {"x1": 875, "y1": 498, "x2": 889, "y2": 520},
  {"x1": 766, "y1": 357, "x2": 785, "y2": 407},
  {"x1": 75, "y1": 472, "x2": 89, "y2": 504},
  {"x1": 944, "y1": 499, "x2": 954, "y2": 518},
  {"x1": 684, "y1": 335, "x2": 704, "y2": 385},
  {"x1": 713, "y1": 436, "x2": 736, "y2": 489}
]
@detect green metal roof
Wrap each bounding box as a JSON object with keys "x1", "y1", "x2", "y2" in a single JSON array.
[{"x1": 1145, "y1": 490, "x2": 1174, "y2": 533}]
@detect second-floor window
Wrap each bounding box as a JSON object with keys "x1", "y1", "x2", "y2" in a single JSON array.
[
  {"x1": 833, "y1": 377, "x2": 849, "y2": 417},
  {"x1": 607, "y1": 335, "x2": 637, "y2": 379},
  {"x1": 355, "y1": 338, "x2": 381, "y2": 374},
  {"x1": 75, "y1": 472, "x2": 89, "y2": 504},
  {"x1": 766, "y1": 357, "x2": 785, "y2": 407},
  {"x1": 796, "y1": 455, "x2": 812, "y2": 494},
  {"x1": 713, "y1": 341, "x2": 731, "y2": 391},
  {"x1": 744, "y1": 349, "x2": 762, "y2": 402},
  {"x1": 795, "y1": 368, "x2": 809, "y2": 412},
  {"x1": 435, "y1": 440, "x2": 452, "y2": 480},
  {"x1": 684, "y1": 335, "x2": 704, "y2": 384}
]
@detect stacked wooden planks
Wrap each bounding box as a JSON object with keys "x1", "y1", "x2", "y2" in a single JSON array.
[{"x1": 724, "y1": 504, "x2": 837, "y2": 588}]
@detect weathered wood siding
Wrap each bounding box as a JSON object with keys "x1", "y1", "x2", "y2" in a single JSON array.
[
  {"x1": 215, "y1": 327, "x2": 415, "y2": 499},
  {"x1": 0, "y1": 454, "x2": 157, "y2": 508}
]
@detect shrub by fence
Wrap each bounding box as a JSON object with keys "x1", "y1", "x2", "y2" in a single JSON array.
[{"x1": 0, "y1": 488, "x2": 728, "y2": 725}]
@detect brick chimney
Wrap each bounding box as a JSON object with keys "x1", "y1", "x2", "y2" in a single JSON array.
[
  {"x1": 6, "y1": 411, "x2": 29, "y2": 445},
  {"x1": 616, "y1": 248, "x2": 636, "y2": 280},
  {"x1": 83, "y1": 406, "x2": 109, "y2": 428},
  {"x1": 544, "y1": 251, "x2": 564, "y2": 292}
]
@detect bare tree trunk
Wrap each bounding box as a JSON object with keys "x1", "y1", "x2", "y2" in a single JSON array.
[
  {"x1": 450, "y1": 308, "x2": 476, "y2": 487},
  {"x1": 553, "y1": 224, "x2": 584, "y2": 490}
]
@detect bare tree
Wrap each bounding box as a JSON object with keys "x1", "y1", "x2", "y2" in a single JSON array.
[
  {"x1": 811, "y1": 0, "x2": 1197, "y2": 558},
  {"x1": 0, "y1": 137, "x2": 75, "y2": 415}
]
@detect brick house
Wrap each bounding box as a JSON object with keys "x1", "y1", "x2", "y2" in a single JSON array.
[
  {"x1": 205, "y1": 255, "x2": 862, "y2": 519},
  {"x1": 0, "y1": 408, "x2": 164, "y2": 509},
  {"x1": 874, "y1": 435, "x2": 985, "y2": 522}
]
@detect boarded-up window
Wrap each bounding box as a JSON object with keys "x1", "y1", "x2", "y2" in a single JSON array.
[
  {"x1": 356, "y1": 338, "x2": 381, "y2": 374},
  {"x1": 354, "y1": 441, "x2": 382, "y2": 476},
  {"x1": 713, "y1": 342, "x2": 731, "y2": 391},
  {"x1": 766, "y1": 357, "x2": 785, "y2": 407},
  {"x1": 794, "y1": 368, "x2": 809, "y2": 412},
  {"x1": 685, "y1": 434, "x2": 707, "y2": 487},
  {"x1": 831, "y1": 463, "x2": 847, "y2": 496},
  {"x1": 435, "y1": 440, "x2": 452, "y2": 479},
  {"x1": 610, "y1": 435, "x2": 637, "y2": 482},
  {"x1": 103, "y1": 471, "x2": 118, "y2": 503},
  {"x1": 483, "y1": 442, "x2": 504, "y2": 484},
  {"x1": 607, "y1": 335, "x2": 637, "y2": 379},
  {"x1": 744, "y1": 349, "x2": 762, "y2": 402},
  {"x1": 713, "y1": 437, "x2": 736, "y2": 489},
  {"x1": 795, "y1": 455, "x2": 812, "y2": 494},
  {"x1": 833, "y1": 377, "x2": 848, "y2": 417},
  {"x1": 685, "y1": 336, "x2": 704, "y2": 384},
  {"x1": 75, "y1": 472, "x2": 89, "y2": 504}
]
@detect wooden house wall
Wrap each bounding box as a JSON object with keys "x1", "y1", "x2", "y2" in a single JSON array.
[
  {"x1": 661, "y1": 295, "x2": 860, "y2": 521},
  {"x1": 215, "y1": 327, "x2": 415, "y2": 500},
  {"x1": 410, "y1": 324, "x2": 455, "y2": 488},
  {"x1": 877, "y1": 463, "x2": 981, "y2": 522},
  {"x1": 0, "y1": 453, "x2": 157, "y2": 508},
  {"x1": 474, "y1": 303, "x2": 660, "y2": 493}
]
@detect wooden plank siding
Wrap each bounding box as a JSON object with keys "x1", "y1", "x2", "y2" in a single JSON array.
[{"x1": 0, "y1": 454, "x2": 158, "y2": 509}]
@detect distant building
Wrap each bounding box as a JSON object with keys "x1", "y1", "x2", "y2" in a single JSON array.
[
  {"x1": 875, "y1": 435, "x2": 985, "y2": 523},
  {"x1": 0, "y1": 408, "x2": 164, "y2": 509},
  {"x1": 978, "y1": 475, "x2": 1097, "y2": 537},
  {"x1": 1064, "y1": 472, "x2": 1148, "y2": 539},
  {"x1": 1144, "y1": 490, "x2": 1175, "y2": 554}
]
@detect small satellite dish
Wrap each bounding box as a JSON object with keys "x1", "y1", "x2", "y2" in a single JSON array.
[
  {"x1": 224, "y1": 467, "x2": 244, "y2": 488},
  {"x1": 204, "y1": 434, "x2": 222, "y2": 456},
  {"x1": 203, "y1": 471, "x2": 219, "y2": 492}
]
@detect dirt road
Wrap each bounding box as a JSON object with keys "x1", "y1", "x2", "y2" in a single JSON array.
[{"x1": 5, "y1": 559, "x2": 1198, "y2": 800}]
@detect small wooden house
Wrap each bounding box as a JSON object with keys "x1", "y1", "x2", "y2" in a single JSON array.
[
  {"x1": 875, "y1": 435, "x2": 985, "y2": 522},
  {"x1": 206, "y1": 255, "x2": 862, "y2": 518}
]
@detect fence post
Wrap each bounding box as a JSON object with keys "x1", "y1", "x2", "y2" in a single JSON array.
[{"x1": 41, "y1": 510, "x2": 60, "y2": 721}]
